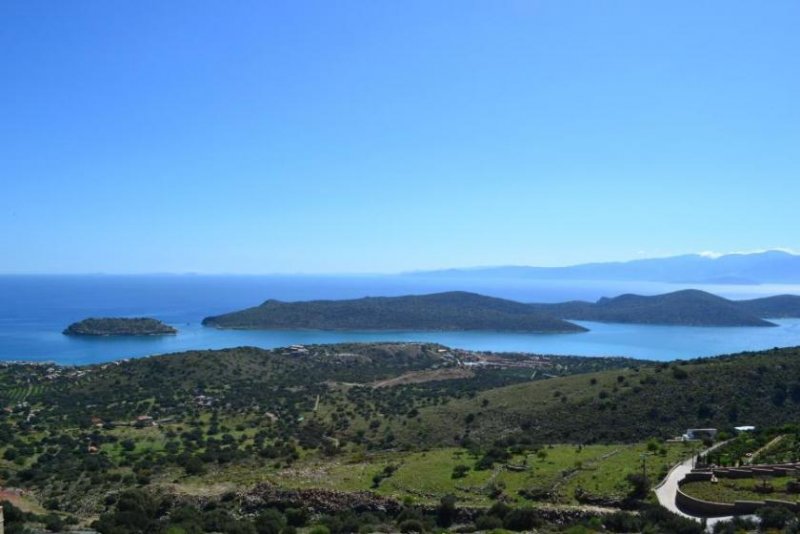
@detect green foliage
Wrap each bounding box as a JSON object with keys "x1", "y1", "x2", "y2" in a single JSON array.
[
  {"x1": 450, "y1": 464, "x2": 470, "y2": 479},
  {"x1": 416, "y1": 346, "x2": 800, "y2": 444},
  {"x1": 501, "y1": 507, "x2": 542, "y2": 531}
]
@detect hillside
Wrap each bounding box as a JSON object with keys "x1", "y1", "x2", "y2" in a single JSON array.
[
  {"x1": 202, "y1": 291, "x2": 587, "y2": 333},
  {"x1": 529, "y1": 289, "x2": 778, "y2": 327},
  {"x1": 2, "y1": 342, "x2": 798, "y2": 532},
  {"x1": 0, "y1": 343, "x2": 639, "y2": 517},
  {"x1": 412, "y1": 346, "x2": 800, "y2": 446},
  {"x1": 736, "y1": 294, "x2": 800, "y2": 318},
  {"x1": 63, "y1": 317, "x2": 177, "y2": 336}
]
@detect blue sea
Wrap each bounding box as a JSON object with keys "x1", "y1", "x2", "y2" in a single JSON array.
[{"x1": 1, "y1": 275, "x2": 799, "y2": 365}]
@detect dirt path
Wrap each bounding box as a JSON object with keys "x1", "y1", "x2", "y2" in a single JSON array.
[{"x1": 370, "y1": 367, "x2": 474, "y2": 387}]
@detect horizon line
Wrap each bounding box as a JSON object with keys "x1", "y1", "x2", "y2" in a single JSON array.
[{"x1": 0, "y1": 248, "x2": 796, "y2": 277}]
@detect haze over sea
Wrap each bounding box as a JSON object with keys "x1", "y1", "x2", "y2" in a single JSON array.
[{"x1": 1, "y1": 275, "x2": 799, "y2": 365}]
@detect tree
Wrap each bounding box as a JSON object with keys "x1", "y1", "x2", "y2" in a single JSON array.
[
  {"x1": 436, "y1": 494, "x2": 457, "y2": 527},
  {"x1": 626, "y1": 473, "x2": 650, "y2": 499}
]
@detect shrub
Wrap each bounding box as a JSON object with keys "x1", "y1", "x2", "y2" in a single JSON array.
[
  {"x1": 475, "y1": 515, "x2": 503, "y2": 530},
  {"x1": 502, "y1": 507, "x2": 541, "y2": 531},
  {"x1": 757, "y1": 506, "x2": 794, "y2": 530},
  {"x1": 451, "y1": 464, "x2": 470, "y2": 479},
  {"x1": 399, "y1": 519, "x2": 426, "y2": 533},
  {"x1": 436, "y1": 494, "x2": 457, "y2": 527}
]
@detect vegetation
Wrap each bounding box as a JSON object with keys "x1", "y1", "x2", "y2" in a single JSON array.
[
  {"x1": 682, "y1": 475, "x2": 800, "y2": 503},
  {"x1": 413, "y1": 346, "x2": 800, "y2": 445},
  {"x1": 529, "y1": 289, "x2": 780, "y2": 327},
  {"x1": 63, "y1": 317, "x2": 177, "y2": 336},
  {"x1": 3, "y1": 342, "x2": 800, "y2": 531},
  {"x1": 201, "y1": 291, "x2": 588, "y2": 332}
]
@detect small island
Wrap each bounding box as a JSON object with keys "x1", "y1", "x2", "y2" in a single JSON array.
[{"x1": 63, "y1": 317, "x2": 177, "y2": 336}]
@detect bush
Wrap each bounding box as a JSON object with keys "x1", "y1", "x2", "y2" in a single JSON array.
[
  {"x1": 625, "y1": 473, "x2": 650, "y2": 499},
  {"x1": 672, "y1": 367, "x2": 688, "y2": 379},
  {"x1": 285, "y1": 507, "x2": 309, "y2": 527},
  {"x1": 602, "y1": 511, "x2": 643, "y2": 532},
  {"x1": 399, "y1": 519, "x2": 426, "y2": 533},
  {"x1": 757, "y1": 506, "x2": 794, "y2": 530},
  {"x1": 451, "y1": 464, "x2": 470, "y2": 479},
  {"x1": 502, "y1": 507, "x2": 541, "y2": 531},
  {"x1": 487, "y1": 501, "x2": 511, "y2": 519},
  {"x1": 254, "y1": 508, "x2": 286, "y2": 534},
  {"x1": 436, "y1": 495, "x2": 457, "y2": 527},
  {"x1": 475, "y1": 515, "x2": 503, "y2": 530}
]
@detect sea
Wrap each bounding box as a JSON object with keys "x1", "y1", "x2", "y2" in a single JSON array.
[{"x1": 1, "y1": 274, "x2": 799, "y2": 365}]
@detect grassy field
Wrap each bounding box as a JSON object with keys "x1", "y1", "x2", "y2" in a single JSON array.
[
  {"x1": 240, "y1": 441, "x2": 695, "y2": 507},
  {"x1": 682, "y1": 475, "x2": 800, "y2": 503}
]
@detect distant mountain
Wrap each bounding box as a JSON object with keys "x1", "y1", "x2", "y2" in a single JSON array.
[
  {"x1": 64, "y1": 317, "x2": 177, "y2": 336},
  {"x1": 202, "y1": 291, "x2": 587, "y2": 333},
  {"x1": 528, "y1": 289, "x2": 777, "y2": 327},
  {"x1": 414, "y1": 250, "x2": 800, "y2": 284}
]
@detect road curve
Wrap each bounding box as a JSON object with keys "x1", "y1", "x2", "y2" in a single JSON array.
[{"x1": 653, "y1": 441, "x2": 737, "y2": 528}]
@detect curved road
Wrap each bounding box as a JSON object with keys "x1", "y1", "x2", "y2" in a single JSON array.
[{"x1": 654, "y1": 441, "x2": 739, "y2": 529}]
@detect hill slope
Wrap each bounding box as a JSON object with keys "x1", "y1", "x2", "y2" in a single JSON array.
[
  {"x1": 411, "y1": 346, "x2": 800, "y2": 446},
  {"x1": 736, "y1": 294, "x2": 800, "y2": 318},
  {"x1": 528, "y1": 289, "x2": 777, "y2": 327},
  {"x1": 202, "y1": 291, "x2": 587, "y2": 333}
]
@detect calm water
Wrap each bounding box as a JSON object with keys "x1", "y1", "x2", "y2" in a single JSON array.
[{"x1": 1, "y1": 275, "x2": 799, "y2": 364}]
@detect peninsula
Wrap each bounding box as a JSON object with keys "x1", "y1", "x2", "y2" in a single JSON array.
[
  {"x1": 63, "y1": 317, "x2": 177, "y2": 336},
  {"x1": 203, "y1": 289, "x2": 800, "y2": 331},
  {"x1": 202, "y1": 291, "x2": 587, "y2": 333}
]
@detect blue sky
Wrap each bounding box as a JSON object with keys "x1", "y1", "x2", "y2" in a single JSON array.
[{"x1": 1, "y1": 1, "x2": 799, "y2": 274}]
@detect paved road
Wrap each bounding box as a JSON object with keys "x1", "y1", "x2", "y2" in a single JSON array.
[
  {"x1": 654, "y1": 450, "x2": 700, "y2": 518},
  {"x1": 653, "y1": 441, "x2": 738, "y2": 529}
]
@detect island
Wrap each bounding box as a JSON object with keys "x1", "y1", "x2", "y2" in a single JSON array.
[
  {"x1": 203, "y1": 289, "x2": 800, "y2": 332},
  {"x1": 63, "y1": 317, "x2": 177, "y2": 336},
  {"x1": 202, "y1": 291, "x2": 588, "y2": 333},
  {"x1": 528, "y1": 289, "x2": 782, "y2": 327}
]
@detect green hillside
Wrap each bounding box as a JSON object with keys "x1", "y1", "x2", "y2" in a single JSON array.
[
  {"x1": 202, "y1": 291, "x2": 587, "y2": 332},
  {"x1": 412, "y1": 346, "x2": 800, "y2": 446},
  {"x1": 4, "y1": 342, "x2": 800, "y2": 532}
]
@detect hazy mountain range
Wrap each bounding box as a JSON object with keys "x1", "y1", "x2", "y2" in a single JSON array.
[{"x1": 414, "y1": 250, "x2": 800, "y2": 285}]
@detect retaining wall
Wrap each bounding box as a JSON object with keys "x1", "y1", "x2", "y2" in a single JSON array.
[{"x1": 676, "y1": 473, "x2": 800, "y2": 517}]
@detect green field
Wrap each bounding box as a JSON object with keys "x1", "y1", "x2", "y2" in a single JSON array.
[
  {"x1": 248, "y1": 441, "x2": 693, "y2": 507},
  {"x1": 682, "y1": 475, "x2": 800, "y2": 503}
]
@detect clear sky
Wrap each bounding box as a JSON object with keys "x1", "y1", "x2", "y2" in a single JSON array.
[{"x1": 1, "y1": 1, "x2": 799, "y2": 274}]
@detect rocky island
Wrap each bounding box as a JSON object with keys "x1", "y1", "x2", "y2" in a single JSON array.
[{"x1": 63, "y1": 317, "x2": 177, "y2": 336}]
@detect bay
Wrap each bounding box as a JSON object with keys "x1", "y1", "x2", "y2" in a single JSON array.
[{"x1": 1, "y1": 275, "x2": 799, "y2": 364}]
